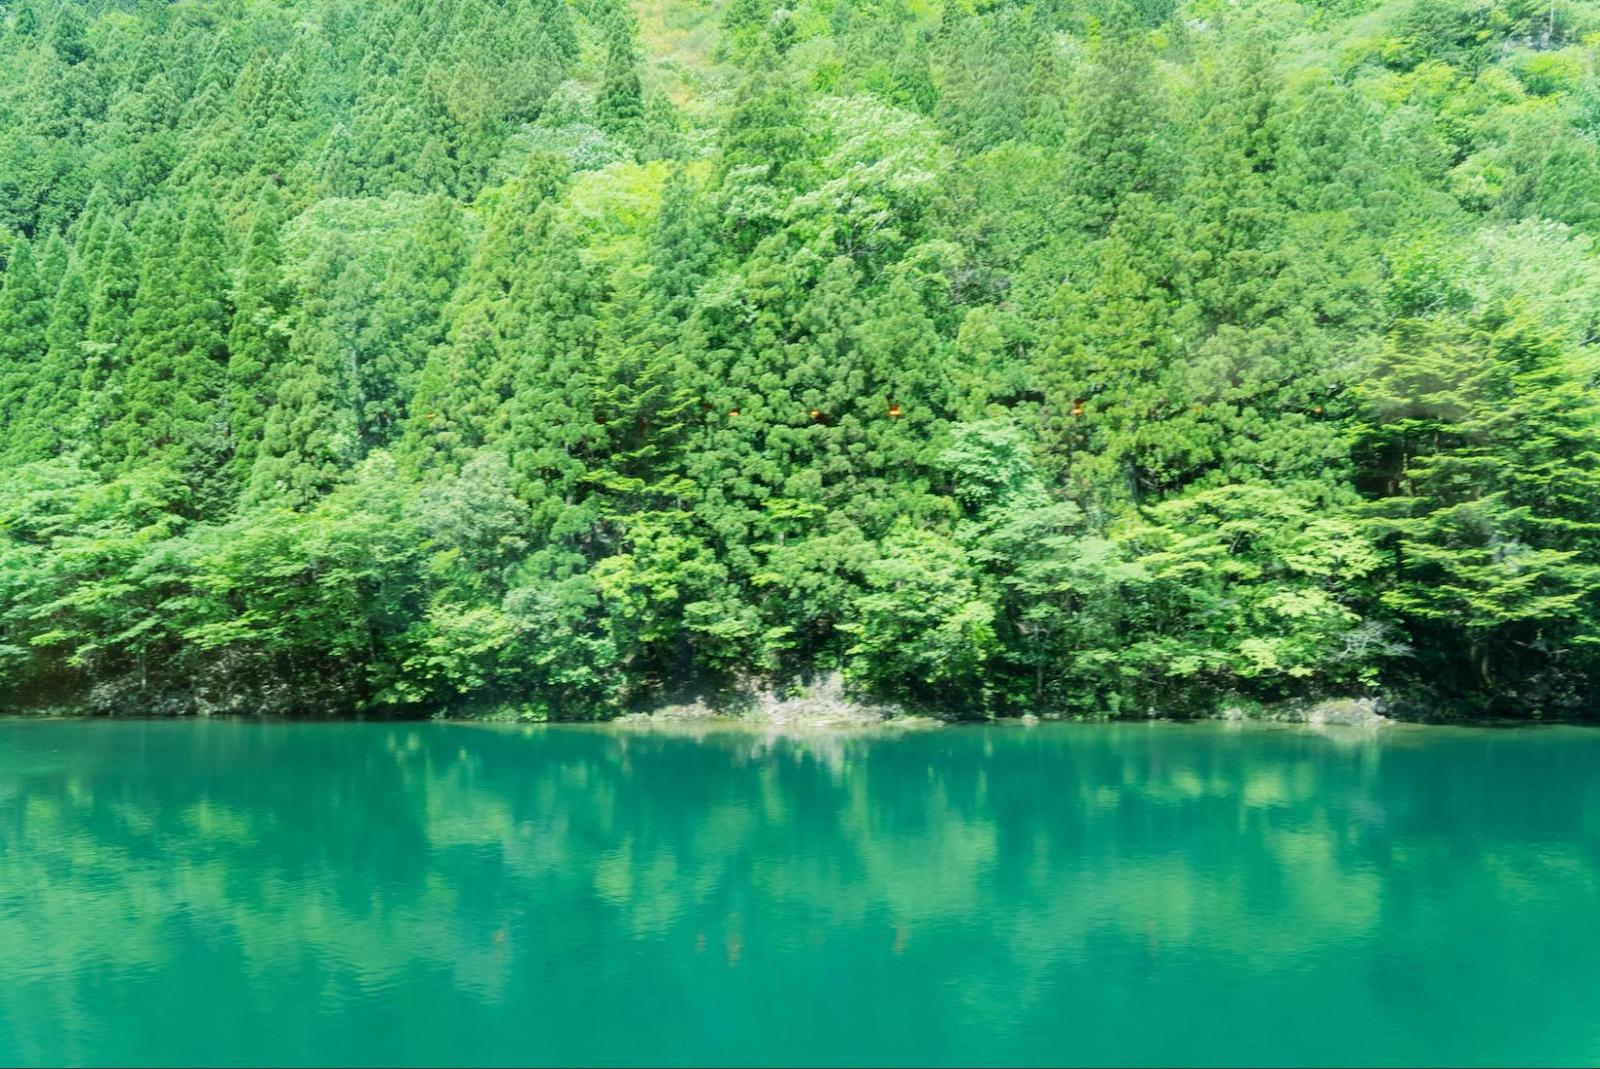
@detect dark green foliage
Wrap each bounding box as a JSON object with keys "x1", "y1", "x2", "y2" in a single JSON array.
[
  {"x1": 1062, "y1": 3, "x2": 1171, "y2": 234},
  {"x1": 79, "y1": 221, "x2": 138, "y2": 450},
  {"x1": 225, "y1": 189, "x2": 290, "y2": 488},
  {"x1": 595, "y1": 9, "x2": 644, "y2": 143},
  {"x1": 13, "y1": 260, "x2": 92, "y2": 461},
  {"x1": 0, "y1": 242, "x2": 51, "y2": 448},
  {"x1": 3, "y1": 0, "x2": 1600, "y2": 721},
  {"x1": 1355, "y1": 309, "x2": 1600, "y2": 713},
  {"x1": 104, "y1": 200, "x2": 233, "y2": 511}
]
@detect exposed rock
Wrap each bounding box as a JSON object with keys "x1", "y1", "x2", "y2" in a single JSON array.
[
  {"x1": 627, "y1": 672, "x2": 935, "y2": 731},
  {"x1": 1214, "y1": 697, "x2": 1392, "y2": 727},
  {"x1": 1300, "y1": 697, "x2": 1391, "y2": 727}
]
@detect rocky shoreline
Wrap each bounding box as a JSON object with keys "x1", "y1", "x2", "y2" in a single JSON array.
[{"x1": 601, "y1": 676, "x2": 1394, "y2": 732}]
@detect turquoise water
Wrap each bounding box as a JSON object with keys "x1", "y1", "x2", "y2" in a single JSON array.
[{"x1": 1, "y1": 720, "x2": 1598, "y2": 1067}]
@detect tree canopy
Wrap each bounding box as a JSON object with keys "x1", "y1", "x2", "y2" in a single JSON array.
[{"x1": 4, "y1": 0, "x2": 1600, "y2": 720}]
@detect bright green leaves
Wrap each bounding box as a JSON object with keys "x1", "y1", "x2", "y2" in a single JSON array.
[
  {"x1": 843, "y1": 523, "x2": 999, "y2": 707},
  {"x1": 1121, "y1": 484, "x2": 1387, "y2": 694},
  {"x1": 1354, "y1": 308, "x2": 1600, "y2": 708},
  {"x1": 593, "y1": 510, "x2": 753, "y2": 681}
]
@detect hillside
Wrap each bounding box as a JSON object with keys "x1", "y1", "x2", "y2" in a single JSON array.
[{"x1": 3, "y1": 0, "x2": 1600, "y2": 719}]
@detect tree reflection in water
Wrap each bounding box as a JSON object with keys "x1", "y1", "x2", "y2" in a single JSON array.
[{"x1": 1, "y1": 720, "x2": 1597, "y2": 1066}]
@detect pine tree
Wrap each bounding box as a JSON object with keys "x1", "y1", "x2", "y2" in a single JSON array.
[
  {"x1": 501, "y1": 206, "x2": 605, "y2": 517},
  {"x1": 48, "y1": 1, "x2": 90, "y2": 64},
  {"x1": 652, "y1": 167, "x2": 717, "y2": 323},
  {"x1": 1178, "y1": 30, "x2": 1283, "y2": 329},
  {"x1": 404, "y1": 301, "x2": 509, "y2": 474},
  {"x1": 363, "y1": 196, "x2": 469, "y2": 449},
  {"x1": 69, "y1": 186, "x2": 114, "y2": 263},
  {"x1": 35, "y1": 233, "x2": 69, "y2": 300},
  {"x1": 530, "y1": 0, "x2": 579, "y2": 64},
  {"x1": 1357, "y1": 308, "x2": 1600, "y2": 710},
  {"x1": 889, "y1": 37, "x2": 936, "y2": 116},
  {"x1": 718, "y1": 43, "x2": 811, "y2": 189},
  {"x1": 401, "y1": 154, "x2": 568, "y2": 475},
  {"x1": 719, "y1": 0, "x2": 776, "y2": 63},
  {"x1": 716, "y1": 44, "x2": 812, "y2": 251},
  {"x1": 853, "y1": 253, "x2": 957, "y2": 503},
  {"x1": 1025, "y1": 32, "x2": 1070, "y2": 147},
  {"x1": 1038, "y1": 194, "x2": 1200, "y2": 503}
]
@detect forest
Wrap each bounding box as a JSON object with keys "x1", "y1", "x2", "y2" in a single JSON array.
[{"x1": 1, "y1": 0, "x2": 1599, "y2": 720}]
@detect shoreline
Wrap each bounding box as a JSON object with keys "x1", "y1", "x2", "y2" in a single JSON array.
[
  {"x1": 2, "y1": 709, "x2": 1593, "y2": 732},
  {"x1": 3, "y1": 677, "x2": 1593, "y2": 730}
]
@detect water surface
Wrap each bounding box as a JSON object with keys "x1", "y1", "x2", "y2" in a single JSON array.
[{"x1": 2, "y1": 720, "x2": 1597, "y2": 1066}]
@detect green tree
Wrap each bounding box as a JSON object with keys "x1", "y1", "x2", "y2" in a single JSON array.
[
  {"x1": 595, "y1": 9, "x2": 645, "y2": 143},
  {"x1": 106, "y1": 200, "x2": 233, "y2": 511},
  {"x1": 0, "y1": 241, "x2": 51, "y2": 452},
  {"x1": 12, "y1": 260, "x2": 92, "y2": 460},
  {"x1": 1355, "y1": 308, "x2": 1600, "y2": 712},
  {"x1": 79, "y1": 222, "x2": 139, "y2": 452},
  {"x1": 225, "y1": 188, "x2": 291, "y2": 490}
]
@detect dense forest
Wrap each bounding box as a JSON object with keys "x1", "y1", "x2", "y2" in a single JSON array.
[{"x1": 1, "y1": 0, "x2": 1599, "y2": 719}]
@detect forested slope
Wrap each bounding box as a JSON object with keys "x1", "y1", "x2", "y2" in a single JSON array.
[{"x1": 3, "y1": 0, "x2": 1600, "y2": 719}]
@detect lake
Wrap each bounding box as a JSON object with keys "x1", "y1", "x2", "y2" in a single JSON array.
[{"x1": 1, "y1": 719, "x2": 1597, "y2": 1067}]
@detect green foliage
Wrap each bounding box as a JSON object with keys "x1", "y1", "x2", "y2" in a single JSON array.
[
  {"x1": 843, "y1": 523, "x2": 999, "y2": 708},
  {"x1": 226, "y1": 189, "x2": 290, "y2": 487},
  {"x1": 1118, "y1": 484, "x2": 1389, "y2": 697},
  {"x1": 0, "y1": 242, "x2": 51, "y2": 449},
  {"x1": 1355, "y1": 308, "x2": 1600, "y2": 711},
  {"x1": 2, "y1": 0, "x2": 1600, "y2": 720}
]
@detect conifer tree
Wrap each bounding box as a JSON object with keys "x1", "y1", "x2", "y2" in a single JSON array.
[
  {"x1": 652, "y1": 167, "x2": 717, "y2": 322},
  {"x1": 12, "y1": 261, "x2": 92, "y2": 460},
  {"x1": 718, "y1": 43, "x2": 811, "y2": 189},
  {"x1": 531, "y1": 0, "x2": 579, "y2": 64},
  {"x1": 1025, "y1": 33, "x2": 1070, "y2": 147},
  {"x1": 245, "y1": 278, "x2": 362, "y2": 508},
  {"x1": 107, "y1": 199, "x2": 233, "y2": 508},
  {"x1": 1357, "y1": 308, "x2": 1600, "y2": 710},
  {"x1": 402, "y1": 154, "x2": 568, "y2": 475},
  {"x1": 4, "y1": 0, "x2": 1600, "y2": 719},
  {"x1": 719, "y1": 0, "x2": 776, "y2": 63},
  {"x1": 888, "y1": 37, "x2": 936, "y2": 116},
  {"x1": 1064, "y1": 0, "x2": 1171, "y2": 233},
  {"x1": 364, "y1": 196, "x2": 469, "y2": 448},
  {"x1": 404, "y1": 302, "x2": 509, "y2": 474},
  {"x1": 1178, "y1": 31, "x2": 1284, "y2": 329},
  {"x1": 501, "y1": 206, "x2": 605, "y2": 517},
  {"x1": 35, "y1": 232, "x2": 68, "y2": 300},
  {"x1": 79, "y1": 222, "x2": 139, "y2": 450},
  {"x1": 0, "y1": 241, "x2": 51, "y2": 449},
  {"x1": 595, "y1": 9, "x2": 645, "y2": 143},
  {"x1": 225, "y1": 188, "x2": 290, "y2": 489},
  {"x1": 69, "y1": 186, "x2": 114, "y2": 263}
]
